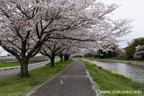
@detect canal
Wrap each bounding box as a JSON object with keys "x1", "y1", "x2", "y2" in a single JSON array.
[{"x1": 84, "y1": 59, "x2": 144, "y2": 83}]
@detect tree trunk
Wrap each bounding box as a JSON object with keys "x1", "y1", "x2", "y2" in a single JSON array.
[
  {"x1": 59, "y1": 55, "x2": 63, "y2": 62},
  {"x1": 20, "y1": 60, "x2": 30, "y2": 78},
  {"x1": 64, "y1": 54, "x2": 70, "y2": 61},
  {"x1": 50, "y1": 56, "x2": 55, "y2": 67}
]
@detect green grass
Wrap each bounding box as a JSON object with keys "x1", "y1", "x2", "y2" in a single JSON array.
[
  {"x1": 0, "y1": 63, "x2": 34, "y2": 68},
  {"x1": 78, "y1": 59, "x2": 144, "y2": 96},
  {"x1": 0, "y1": 59, "x2": 73, "y2": 96}
]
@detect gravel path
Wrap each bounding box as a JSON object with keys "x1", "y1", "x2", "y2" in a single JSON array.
[{"x1": 30, "y1": 60, "x2": 97, "y2": 96}]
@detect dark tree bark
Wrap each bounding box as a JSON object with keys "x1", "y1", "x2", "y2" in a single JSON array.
[
  {"x1": 64, "y1": 54, "x2": 70, "y2": 61},
  {"x1": 20, "y1": 60, "x2": 29, "y2": 77},
  {"x1": 60, "y1": 56, "x2": 63, "y2": 62},
  {"x1": 59, "y1": 53, "x2": 63, "y2": 62},
  {"x1": 50, "y1": 56, "x2": 55, "y2": 67}
]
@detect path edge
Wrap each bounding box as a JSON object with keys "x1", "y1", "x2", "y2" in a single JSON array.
[
  {"x1": 26, "y1": 60, "x2": 73, "y2": 96},
  {"x1": 86, "y1": 69, "x2": 100, "y2": 96},
  {"x1": 78, "y1": 60, "x2": 99, "y2": 96}
]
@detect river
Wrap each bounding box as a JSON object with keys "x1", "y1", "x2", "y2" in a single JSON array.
[{"x1": 84, "y1": 59, "x2": 144, "y2": 83}]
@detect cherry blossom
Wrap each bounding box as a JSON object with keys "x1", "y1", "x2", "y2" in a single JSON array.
[
  {"x1": 134, "y1": 45, "x2": 144, "y2": 59},
  {"x1": 0, "y1": 0, "x2": 132, "y2": 77}
]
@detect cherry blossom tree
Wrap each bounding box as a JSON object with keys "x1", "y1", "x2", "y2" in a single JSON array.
[
  {"x1": 41, "y1": 39, "x2": 66, "y2": 67},
  {"x1": 64, "y1": 47, "x2": 83, "y2": 61},
  {"x1": 0, "y1": 0, "x2": 73, "y2": 77},
  {"x1": 58, "y1": 53, "x2": 64, "y2": 63},
  {"x1": 0, "y1": 0, "x2": 132, "y2": 77},
  {"x1": 40, "y1": 38, "x2": 83, "y2": 66},
  {"x1": 95, "y1": 44, "x2": 119, "y2": 58},
  {"x1": 134, "y1": 45, "x2": 144, "y2": 59}
]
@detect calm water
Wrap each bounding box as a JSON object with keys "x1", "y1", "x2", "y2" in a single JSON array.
[{"x1": 84, "y1": 59, "x2": 144, "y2": 83}]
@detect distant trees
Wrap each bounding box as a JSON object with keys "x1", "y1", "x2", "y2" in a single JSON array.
[
  {"x1": 125, "y1": 37, "x2": 144, "y2": 58},
  {"x1": 85, "y1": 37, "x2": 144, "y2": 59},
  {"x1": 84, "y1": 53, "x2": 94, "y2": 57},
  {"x1": 125, "y1": 46, "x2": 136, "y2": 58},
  {"x1": 95, "y1": 44, "x2": 118, "y2": 58},
  {"x1": 84, "y1": 44, "x2": 119, "y2": 58},
  {"x1": 117, "y1": 49, "x2": 127, "y2": 59},
  {"x1": 134, "y1": 45, "x2": 144, "y2": 59}
]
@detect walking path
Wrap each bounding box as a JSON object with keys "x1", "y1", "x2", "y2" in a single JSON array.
[{"x1": 30, "y1": 60, "x2": 97, "y2": 96}]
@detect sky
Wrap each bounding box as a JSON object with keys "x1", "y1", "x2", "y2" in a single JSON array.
[
  {"x1": 101, "y1": 0, "x2": 144, "y2": 48},
  {"x1": 1, "y1": 0, "x2": 144, "y2": 56}
]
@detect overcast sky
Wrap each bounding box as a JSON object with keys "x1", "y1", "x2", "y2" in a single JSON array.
[
  {"x1": 1, "y1": 0, "x2": 144, "y2": 56},
  {"x1": 101, "y1": 0, "x2": 144, "y2": 48}
]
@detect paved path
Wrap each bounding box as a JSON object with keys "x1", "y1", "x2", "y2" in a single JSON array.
[
  {"x1": 30, "y1": 60, "x2": 97, "y2": 96},
  {"x1": 0, "y1": 61, "x2": 49, "y2": 79}
]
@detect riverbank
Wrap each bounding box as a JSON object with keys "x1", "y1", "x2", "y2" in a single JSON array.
[
  {"x1": 0, "y1": 59, "x2": 72, "y2": 96},
  {"x1": 78, "y1": 59, "x2": 144, "y2": 96},
  {"x1": 86, "y1": 58, "x2": 144, "y2": 66}
]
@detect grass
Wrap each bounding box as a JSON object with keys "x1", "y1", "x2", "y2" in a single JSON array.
[
  {"x1": 0, "y1": 59, "x2": 73, "y2": 96},
  {"x1": 78, "y1": 59, "x2": 144, "y2": 96},
  {"x1": 0, "y1": 63, "x2": 34, "y2": 68}
]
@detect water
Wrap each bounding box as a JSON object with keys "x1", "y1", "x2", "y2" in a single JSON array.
[{"x1": 84, "y1": 59, "x2": 144, "y2": 83}]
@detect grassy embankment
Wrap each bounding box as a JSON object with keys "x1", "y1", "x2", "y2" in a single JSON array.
[
  {"x1": 0, "y1": 63, "x2": 34, "y2": 68},
  {"x1": 0, "y1": 59, "x2": 73, "y2": 96},
  {"x1": 78, "y1": 59, "x2": 144, "y2": 96},
  {"x1": 0, "y1": 63, "x2": 34, "y2": 71}
]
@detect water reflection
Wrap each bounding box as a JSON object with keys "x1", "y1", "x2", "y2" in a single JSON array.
[{"x1": 84, "y1": 59, "x2": 144, "y2": 83}]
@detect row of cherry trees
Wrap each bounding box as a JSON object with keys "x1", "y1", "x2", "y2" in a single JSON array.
[{"x1": 0, "y1": 0, "x2": 131, "y2": 77}]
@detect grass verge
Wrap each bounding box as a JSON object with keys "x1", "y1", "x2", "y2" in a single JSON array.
[
  {"x1": 0, "y1": 63, "x2": 34, "y2": 68},
  {"x1": 78, "y1": 59, "x2": 144, "y2": 96},
  {"x1": 0, "y1": 59, "x2": 73, "y2": 96}
]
